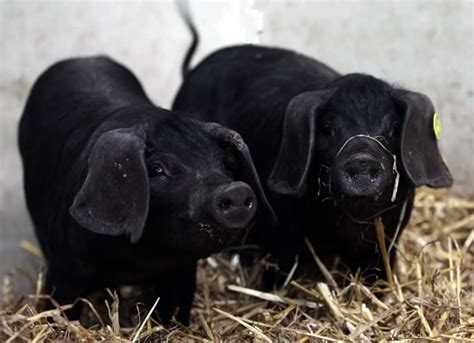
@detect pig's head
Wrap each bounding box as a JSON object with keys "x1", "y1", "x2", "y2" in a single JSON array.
[
  {"x1": 70, "y1": 116, "x2": 275, "y2": 258},
  {"x1": 267, "y1": 73, "x2": 453, "y2": 217}
]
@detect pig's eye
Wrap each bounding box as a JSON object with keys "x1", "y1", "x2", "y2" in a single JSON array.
[
  {"x1": 389, "y1": 122, "x2": 401, "y2": 137},
  {"x1": 321, "y1": 123, "x2": 334, "y2": 137},
  {"x1": 149, "y1": 163, "x2": 167, "y2": 178}
]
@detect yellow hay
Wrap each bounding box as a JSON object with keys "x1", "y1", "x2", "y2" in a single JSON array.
[{"x1": 1, "y1": 188, "x2": 473, "y2": 341}]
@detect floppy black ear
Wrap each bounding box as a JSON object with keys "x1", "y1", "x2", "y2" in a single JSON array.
[
  {"x1": 204, "y1": 123, "x2": 277, "y2": 226},
  {"x1": 70, "y1": 126, "x2": 149, "y2": 243},
  {"x1": 267, "y1": 90, "x2": 332, "y2": 197},
  {"x1": 396, "y1": 91, "x2": 453, "y2": 188}
]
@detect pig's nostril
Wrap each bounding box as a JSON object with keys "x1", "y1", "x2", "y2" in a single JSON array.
[
  {"x1": 218, "y1": 199, "x2": 233, "y2": 210},
  {"x1": 347, "y1": 168, "x2": 357, "y2": 180},
  {"x1": 370, "y1": 168, "x2": 381, "y2": 180},
  {"x1": 244, "y1": 197, "x2": 254, "y2": 209}
]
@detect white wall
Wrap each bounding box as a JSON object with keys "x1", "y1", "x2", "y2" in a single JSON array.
[{"x1": 1, "y1": 0, "x2": 472, "y2": 293}]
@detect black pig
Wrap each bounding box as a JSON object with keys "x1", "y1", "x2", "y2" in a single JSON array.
[
  {"x1": 19, "y1": 56, "x2": 274, "y2": 324},
  {"x1": 173, "y1": 35, "x2": 453, "y2": 285}
]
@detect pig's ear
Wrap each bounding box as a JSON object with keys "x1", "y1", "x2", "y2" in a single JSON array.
[
  {"x1": 267, "y1": 90, "x2": 332, "y2": 197},
  {"x1": 70, "y1": 126, "x2": 149, "y2": 244},
  {"x1": 204, "y1": 123, "x2": 277, "y2": 226},
  {"x1": 396, "y1": 91, "x2": 453, "y2": 188}
]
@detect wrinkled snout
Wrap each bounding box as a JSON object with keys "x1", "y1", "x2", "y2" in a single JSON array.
[
  {"x1": 211, "y1": 182, "x2": 257, "y2": 229},
  {"x1": 336, "y1": 153, "x2": 389, "y2": 198}
]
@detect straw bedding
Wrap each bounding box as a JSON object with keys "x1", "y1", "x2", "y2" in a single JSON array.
[{"x1": 1, "y1": 188, "x2": 473, "y2": 341}]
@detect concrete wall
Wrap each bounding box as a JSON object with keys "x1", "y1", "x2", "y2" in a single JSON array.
[{"x1": 1, "y1": 0, "x2": 472, "y2": 293}]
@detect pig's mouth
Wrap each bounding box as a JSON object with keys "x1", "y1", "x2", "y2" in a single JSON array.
[
  {"x1": 196, "y1": 219, "x2": 254, "y2": 248},
  {"x1": 336, "y1": 186, "x2": 392, "y2": 204},
  {"x1": 336, "y1": 194, "x2": 401, "y2": 224}
]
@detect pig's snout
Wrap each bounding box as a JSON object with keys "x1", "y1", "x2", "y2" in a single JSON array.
[
  {"x1": 211, "y1": 181, "x2": 257, "y2": 229},
  {"x1": 337, "y1": 153, "x2": 389, "y2": 198}
]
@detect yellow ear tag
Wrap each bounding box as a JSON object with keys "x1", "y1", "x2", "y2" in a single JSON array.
[{"x1": 433, "y1": 112, "x2": 441, "y2": 140}]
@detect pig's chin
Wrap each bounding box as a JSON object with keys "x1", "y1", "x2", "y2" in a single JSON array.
[
  {"x1": 195, "y1": 221, "x2": 251, "y2": 250},
  {"x1": 335, "y1": 189, "x2": 393, "y2": 221},
  {"x1": 166, "y1": 221, "x2": 251, "y2": 259}
]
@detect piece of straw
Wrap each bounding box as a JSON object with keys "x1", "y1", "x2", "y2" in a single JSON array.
[
  {"x1": 214, "y1": 307, "x2": 272, "y2": 342},
  {"x1": 131, "y1": 296, "x2": 160, "y2": 342},
  {"x1": 374, "y1": 216, "x2": 394, "y2": 286}
]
